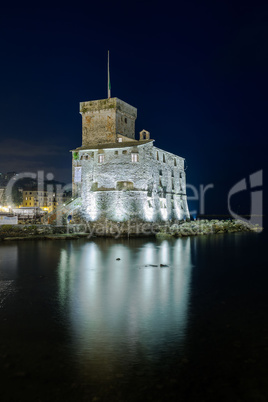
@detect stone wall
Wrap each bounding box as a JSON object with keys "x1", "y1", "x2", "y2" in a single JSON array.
[{"x1": 73, "y1": 141, "x2": 189, "y2": 222}]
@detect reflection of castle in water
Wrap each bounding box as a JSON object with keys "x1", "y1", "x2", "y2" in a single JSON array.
[{"x1": 58, "y1": 238, "x2": 193, "y2": 372}]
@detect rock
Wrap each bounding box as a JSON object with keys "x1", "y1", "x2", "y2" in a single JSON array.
[{"x1": 116, "y1": 258, "x2": 121, "y2": 260}]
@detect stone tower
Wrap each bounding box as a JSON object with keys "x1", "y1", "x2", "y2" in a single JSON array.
[
  {"x1": 80, "y1": 98, "x2": 137, "y2": 146},
  {"x1": 72, "y1": 97, "x2": 190, "y2": 222}
]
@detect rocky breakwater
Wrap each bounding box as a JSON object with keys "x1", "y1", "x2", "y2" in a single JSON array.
[
  {"x1": 0, "y1": 224, "x2": 88, "y2": 241},
  {"x1": 156, "y1": 219, "x2": 262, "y2": 238}
]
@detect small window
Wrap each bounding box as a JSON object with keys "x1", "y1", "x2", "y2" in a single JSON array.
[
  {"x1": 171, "y1": 170, "x2": 174, "y2": 177},
  {"x1": 118, "y1": 138, "x2": 122, "y2": 142},
  {"x1": 98, "y1": 154, "x2": 104, "y2": 163},
  {"x1": 163, "y1": 154, "x2": 166, "y2": 163},
  {"x1": 159, "y1": 169, "x2": 162, "y2": 176},
  {"x1": 74, "y1": 167, "x2": 82, "y2": 182},
  {"x1": 174, "y1": 158, "x2": 177, "y2": 167},
  {"x1": 156, "y1": 151, "x2": 159, "y2": 161},
  {"x1": 25, "y1": 197, "x2": 28, "y2": 200},
  {"x1": 114, "y1": 151, "x2": 118, "y2": 155},
  {"x1": 122, "y1": 150, "x2": 127, "y2": 154},
  {"x1": 131, "y1": 153, "x2": 139, "y2": 162},
  {"x1": 172, "y1": 178, "x2": 174, "y2": 190},
  {"x1": 180, "y1": 172, "x2": 183, "y2": 178},
  {"x1": 125, "y1": 118, "x2": 127, "y2": 123}
]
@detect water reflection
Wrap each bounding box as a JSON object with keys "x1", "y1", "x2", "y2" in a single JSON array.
[
  {"x1": 0, "y1": 244, "x2": 18, "y2": 278},
  {"x1": 58, "y1": 238, "x2": 193, "y2": 373},
  {"x1": 0, "y1": 244, "x2": 18, "y2": 307}
]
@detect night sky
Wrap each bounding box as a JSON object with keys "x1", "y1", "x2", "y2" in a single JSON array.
[{"x1": 0, "y1": 1, "x2": 267, "y2": 215}]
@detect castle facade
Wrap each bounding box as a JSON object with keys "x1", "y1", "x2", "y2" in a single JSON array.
[{"x1": 71, "y1": 97, "x2": 190, "y2": 222}]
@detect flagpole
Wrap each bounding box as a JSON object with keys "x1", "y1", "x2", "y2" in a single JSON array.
[{"x1": 108, "y1": 50, "x2": 111, "y2": 98}]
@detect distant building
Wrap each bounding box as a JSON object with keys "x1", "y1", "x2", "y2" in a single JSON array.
[
  {"x1": 71, "y1": 97, "x2": 190, "y2": 222},
  {"x1": 12, "y1": 207, "x2": 43, "y2": 218},
  {"x1": 22, "y1": 190, "x2": 67, "y2": 213}
]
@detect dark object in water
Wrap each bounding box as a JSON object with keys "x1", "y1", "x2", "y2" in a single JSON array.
[
  {"x1": 116, "y1": 258, "x2": 121, "y2": 261},
  {"x1": 160, "y1": 264, "x2": 169, "y2": 267}
]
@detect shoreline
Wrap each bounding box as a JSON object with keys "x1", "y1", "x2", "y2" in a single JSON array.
[{"x1": 0, "y1": 219, "x2": 262, "y2": 241}]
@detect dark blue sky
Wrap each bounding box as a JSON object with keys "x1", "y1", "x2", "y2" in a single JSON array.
[{"x1": 0, "y1": 0, "x2": 267, "y2": 214}]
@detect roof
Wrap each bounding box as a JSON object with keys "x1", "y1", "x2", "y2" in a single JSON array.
[{"x1": 71, "y1": 139, "x2": 154, "y2": 152}]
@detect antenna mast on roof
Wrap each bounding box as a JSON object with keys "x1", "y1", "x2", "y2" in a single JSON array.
[{"x1": 108, "y1": 50, "x2": 111, "y2": 98}]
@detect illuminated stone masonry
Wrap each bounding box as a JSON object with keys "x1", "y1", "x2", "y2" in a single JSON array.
[{"x1": 71, "y1": 97, "x2": 190, "y2": 222}]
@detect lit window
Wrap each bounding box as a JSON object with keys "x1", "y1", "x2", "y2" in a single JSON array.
[
  {"x1": 98, "y1": 154, "x2": 104, "y2": 163},
  {"x1": 118, "y1": 138, "x2": 122, "y2": 142},
  {"x1": 131, "y1": 153, "x2": 139, "y2": 162}
]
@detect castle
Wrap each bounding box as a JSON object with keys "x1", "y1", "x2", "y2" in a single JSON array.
[{"x1": 71, "y1": 97, "x2": 190, "y2": 222}]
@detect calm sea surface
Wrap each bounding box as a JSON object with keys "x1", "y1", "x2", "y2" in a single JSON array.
[{"x1": 0, "y1": 230, "x2": 267, "y2": 401}]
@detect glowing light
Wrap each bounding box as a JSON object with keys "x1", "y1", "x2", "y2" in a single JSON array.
[
  {"x1": 174, "y1": 197, "x2": 183, "y2": 220},
  {"x1": 160, "y1": 198, "x2": 168, "y2": 220},
  {"x1": 144, "y1": 197, "x2": 154, "y2": 221},
  {"x1": 113, "y1": 193, "x2": 128, "y2": 221},
  {"x1": 86, "y1": 193, "x2": 99, "y2": 221}
]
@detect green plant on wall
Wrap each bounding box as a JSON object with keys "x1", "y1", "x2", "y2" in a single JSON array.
[{"x1": 73, "y1": 152, "x2": 79, "y2": 160}]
